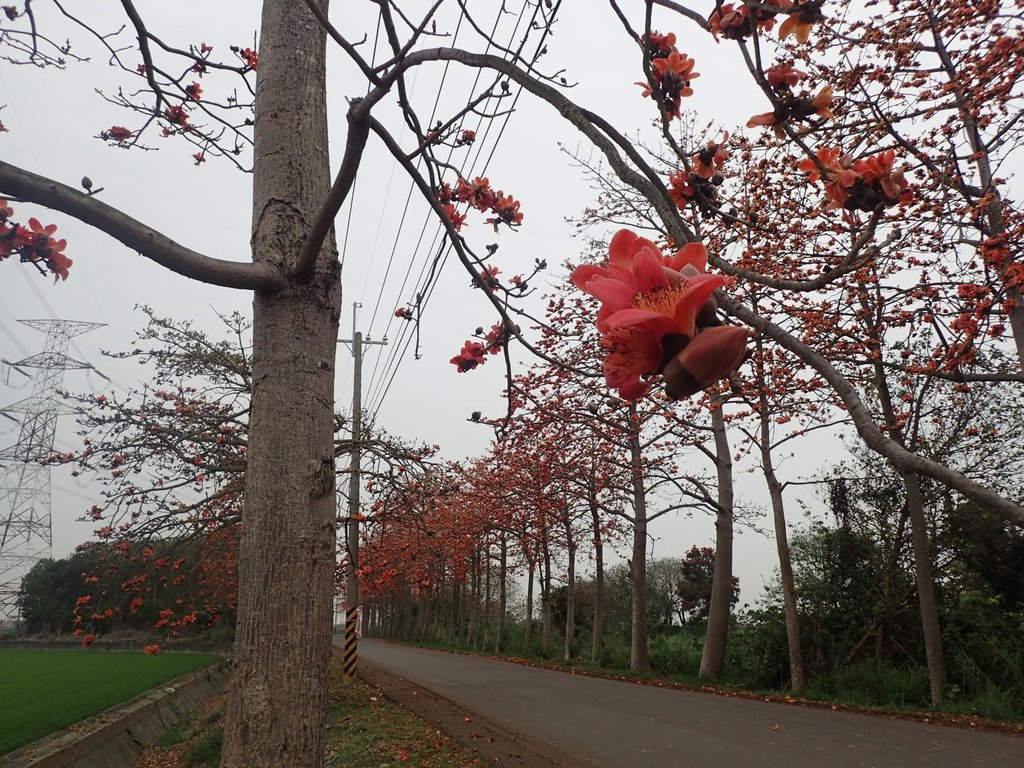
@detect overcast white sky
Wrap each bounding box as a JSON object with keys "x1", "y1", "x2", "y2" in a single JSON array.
[{"x1": 0, "y1": 1, "x2": 845, "y2": 603}]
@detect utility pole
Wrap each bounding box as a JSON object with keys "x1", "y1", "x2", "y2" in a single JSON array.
[
  {"x1": 0, "y1": 319, "x2": 103, "y2": 628},
  {"x1": 338, "y1": 302, "x2": 386, "y2": 679}
]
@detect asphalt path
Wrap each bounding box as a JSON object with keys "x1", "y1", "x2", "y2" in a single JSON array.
[{"x1": 352, "y1": 638, "x2": 1023, "y2": 768}]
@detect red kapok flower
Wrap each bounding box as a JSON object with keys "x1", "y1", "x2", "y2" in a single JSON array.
[
  {"x1": 101, "y1": 126, "x2": 135, "y2": 144},
  {"x1": 692, "y1": 132, "x2": 730, "y2": 180},
  {"x1": 164, "y1": 105, "x2": 190, "y2": 127},
  {"x1": 765, "y1": 63, "x2": 805, "y2": 89},
  {"x1": 455, "y1": 177, "x2": 496, "y2": 211},
  {"x1": 486, "y1": 193, "x2": 523, "y2": 231},
  {"x1": 144, "y1": 643, "x2": 161, "y2": 655},
  {"x1": 799, "y1": 147, "x2": 911, "y2": 211},
  {"x1": 450, "y1": 341, "x2": 487, "y2": 373},
  {"x1": 638, "y1": 52, "x2": 700, "y2": 119},
  {"x1": 642, "y1": 31, "x2": 677, "y2": 58},
  {"x1": 474, "y1": 266, "x2": 501, "y2": 290},
  {"x1": 746, "y1": 84, "x2": 832, "y2": 138},
  {"x1": 708, "y1": 2, "x2": 781, "y2": 42},
  {"x1": 779, "y1": 1, "x2": 825, "y2": 44},
  {"x1": 442, "y1": 203, "x2": 467, "y2": 231},
  {"x1": 662, "y1": 325, "x2": 748, "y2": 398},
  {"x1": 239, "y1": 47, "x2": 258, "y2": 70},
  {"x1": 25, "y1": 218, "x2": 72, "y2": 281},
  {"x1": 571, "y1": 229, "x2": 739, "y2": 399}
]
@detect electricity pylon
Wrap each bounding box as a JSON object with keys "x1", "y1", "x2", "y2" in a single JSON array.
[{"x1": 0, "y1": 319, "x2": 103, "y2": 627}]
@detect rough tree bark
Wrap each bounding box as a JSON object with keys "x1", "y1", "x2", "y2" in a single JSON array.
[
  {"x1": 589, "y1": 482, "x2": 605, "y2": 664},
  {"x1": 222, "y1": 2, "x2": 341, "y2": 766},
  {"x1": 753, "y1": 345, "x2": 805, "y2": 690},
  {"x1": 563, "y1": 527, "x2": 577, "y2": 662},
  {"x1": 904, "y1": 471, "x2": 946, "y2": 705},
  {"x1": 541, "y1": 541, "x2": 553, "y2": 654},
  {"x1": 699, "y1": 403, "x2": 735, "y2": 680},
  {"x1": 524, "y1": 554, "x2": 535, "y2": 653},
  {"x1": 496, "y1": 534, "x2": 507, "y2": 653},
  {"x1": 627, "y1": 404, "x2": 651, "y2": 673}
]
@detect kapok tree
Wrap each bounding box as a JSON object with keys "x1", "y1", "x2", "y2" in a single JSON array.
[{"x1": 4, "y1": 2, "x2": 1024, "y2": 764}]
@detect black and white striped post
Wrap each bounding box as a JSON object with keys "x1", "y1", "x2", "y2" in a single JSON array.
[{"x1": 343, "y1": 606, "x2": 359, "y2": 679}]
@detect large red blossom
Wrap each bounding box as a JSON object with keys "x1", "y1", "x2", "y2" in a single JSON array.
[{"x1": 572, "y1": 230, "x2": 746, "y2": 399}]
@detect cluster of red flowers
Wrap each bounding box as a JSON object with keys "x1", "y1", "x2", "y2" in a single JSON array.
[
  {"x1": 746, "y1": 84, "x2": 833, "y2": 138},
  {"x1": 100, "y1": 125, "x2": 135, "y2": 144},
  {"x1": 233, "y1": 45, "x2": 258, "y2": 70},
  {"x1": 571, "y1": 230, "x2": 748, "y2": 400},
  {"x1": 668, "y1": 169, "x2": 721, "y2": 217},
  {"x1": 450, "y1": 340, "x2": 488, "y2": 373},
  {"x1": 709, "y1": 1, "x2": 781, "y2": 41},
  {"x1": 164, "y1": 105, "x2": 190, "y2": 127},
  {"x1": 670, "y1": 133, "x2": 732, "y2": 215},
  {"x1": 473, "y1": 266, "x2": 501, "y2": 290},
  {"x1": 636, "y1": 32, "x2": 699, "y2": 120},
  {"x1": 437, "y1": 176, "x2": 524, "y2": 233},
  {"x1": 449, "y1": 322, "x2": 511, "y2": 373},
  {"x1": 982, "y1": 233, "x2": 1024, "y2": 291},
  {"x1": 0, "y1": 199, "x2": 73, "y2": 281},
  {"x1": 798, "y1": 148, "x2": 912, "y2": 212},
  {"x1": 708, "y1": 1, "x2": 824, "y2": 44}
]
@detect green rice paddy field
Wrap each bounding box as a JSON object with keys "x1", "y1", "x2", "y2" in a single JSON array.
[{"x1": 0, "y1": 648, "x2": 221, "y2": 754}]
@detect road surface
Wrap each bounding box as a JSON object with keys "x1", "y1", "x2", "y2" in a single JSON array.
[{"x1": 350, "y1": 638, "x2": 1023, "y2": 768}]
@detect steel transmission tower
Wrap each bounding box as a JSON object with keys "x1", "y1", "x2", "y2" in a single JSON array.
[{"x1": 0, "y1": 319, "x2": 103, "y2": 627}]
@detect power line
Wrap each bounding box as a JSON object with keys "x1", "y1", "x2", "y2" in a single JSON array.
[
  {"x1": 362, "y1": 2, "x2": 533, "y2": 408},
  {"x1": 364, "y1": 1, "x2": 557, "y2": 416}
]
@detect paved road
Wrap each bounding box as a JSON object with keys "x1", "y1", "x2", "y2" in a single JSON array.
[{"x1": 353, "y1": 639, "x2": 1023, "y2": 768}]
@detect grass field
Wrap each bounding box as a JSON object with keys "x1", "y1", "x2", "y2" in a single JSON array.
[
  {"x1": 136, "y1": 660, "x2": 479, "y2": 768},
  {"x1": 0, "y1": 649, "x2": 221, "y2": 755}
]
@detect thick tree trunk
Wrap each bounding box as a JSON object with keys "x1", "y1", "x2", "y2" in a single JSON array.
[
  {"x1": 223, "y1": 2, "x2": 340, "y2": 766},
  {"x1": 904, "y1": 472, "x2": 945, "y2": 705},
  {"x1": 755, "y1": 382, "x2": 805, "y2": 690},
  {"x1": 524, "y1": 556, "x2": 535, "y2": 653},
  {"x1": 483, "y1": 544, "x2": 492, "y2": 650},
  {"x1": 496, "y1": 535, "x2": 507, "y2": 653},
  {"x1": 541, "y1": 543, "x2": 553, "y2": 654},
  {"x1": 700, "y1": 404, "x2": 734, "y2": 680},
  {"x1": 627, "y1": 406, "x2": 651, "y2": 673},
  {"x1": 590, "y1": 496, "x2": 605, "y2": 664},
  {"x1": 868, "y1": 345, "x2": 946, "y2": 706},
  {"x1": 467, "y1": 554, "x2": 480, "y2": 649},
  {"x1": 564, "y1": 535, "x2": 576, "y2": 662}
]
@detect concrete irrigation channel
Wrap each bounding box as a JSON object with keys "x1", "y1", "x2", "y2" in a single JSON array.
[{"x1": 2, "y1": 657, "x2": 230, "y2": 768}]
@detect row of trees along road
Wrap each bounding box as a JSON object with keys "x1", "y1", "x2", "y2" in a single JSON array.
[{"x1": 2, "y1": 2, "x2": 1023, "y2": 765}]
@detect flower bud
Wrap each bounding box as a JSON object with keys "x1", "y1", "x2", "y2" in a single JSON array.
[{"x1": 662, "y1": 325, "x2": 748, "y2": 399}]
